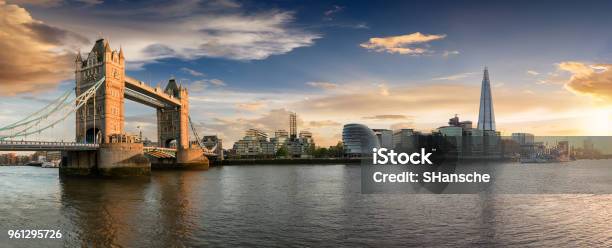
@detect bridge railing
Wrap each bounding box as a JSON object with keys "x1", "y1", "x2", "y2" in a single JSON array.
[
  {"x1": 0, "y1": 140, "x2": 99, "y2": 148},
  {"x1": 143, "y1": 146, "x2": 177, "y2": 152},
  {"x1": 143, "y1": 146, "x2": 217, "y2": 156}
]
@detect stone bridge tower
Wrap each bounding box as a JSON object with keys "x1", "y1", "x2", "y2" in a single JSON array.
[
  {"x1": 75, "y1": 39, "x2": 125, "y2": 144},
  {"x1": 65, "y1": 38, "x2": 207, "y2": 177},
  {"x1": 157, "y1": 79, "x2": 190, "y2": 149}
]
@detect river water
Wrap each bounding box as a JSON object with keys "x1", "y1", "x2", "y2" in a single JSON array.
[{"x1": 0, "y1": 162, "x2": 610, "y2": 247}]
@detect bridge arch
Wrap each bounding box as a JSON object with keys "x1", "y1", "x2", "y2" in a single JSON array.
[
  {"x1": 165, "y1": 138, "x2": 177, "y2": 148},
  {"x1": 85, "y1": 127, "x2": 101, "y2": 144}
]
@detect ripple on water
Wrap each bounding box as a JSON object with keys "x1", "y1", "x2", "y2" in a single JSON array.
[{"x1": 0, "y1": 165, "x2": 610, "y2": 247}]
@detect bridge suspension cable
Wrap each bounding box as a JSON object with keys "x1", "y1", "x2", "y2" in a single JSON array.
[
  {"x1": 0, "y1": 90, "x2": 72, "y2": 131},
  {"x1": 188, "y1": 115, "x2": 203, "y2": 147},
  {"x1": 0, "y1": 77, "x2": 106, "y2": 141},
  {"x1": 188, "y1": 116, "x2": 218, "y2": 153}
]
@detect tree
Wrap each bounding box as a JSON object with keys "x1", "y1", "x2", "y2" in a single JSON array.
[
  {"x1": 313, "y1": 147, "x2": 328, "y2": 158},
  {"x1": 276, "y1": 145, "x2": 289, "y2": 158},
  {"x1": 328, "y1": 141, "x2": 344, "y2": 158},
  {"x1": 307, "y1": 143, "x2": 316, "y2": 156}
]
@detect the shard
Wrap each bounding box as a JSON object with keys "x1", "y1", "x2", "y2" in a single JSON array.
[{"x1": 477, "y1": 67, "x2": 496, "y2": 131}]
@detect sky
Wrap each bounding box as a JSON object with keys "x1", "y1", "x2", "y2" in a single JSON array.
[{"x1": 1, "y1": 0, "x2": 612, "y2": 148}]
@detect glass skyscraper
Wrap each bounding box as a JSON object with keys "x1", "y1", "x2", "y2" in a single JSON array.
[{"x1": 477, "y1": 67, "x2": 496, "y2": 131}]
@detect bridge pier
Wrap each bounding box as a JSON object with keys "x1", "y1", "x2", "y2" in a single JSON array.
[
  {"x1": 175, "y1": 148, "x2": 210, "y2": 170},
  {"x1": 97, "y1": 143, "x2": 150, "y2": 176},
  {"x1": 61, "y1": 142, "x2": 150, "y2": 177},
  {"x1": 60, "y1": 150, "x2": 97, "y2": 176}
]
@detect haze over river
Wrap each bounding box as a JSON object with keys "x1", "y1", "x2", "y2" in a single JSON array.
[{"x1": 0, "y1": 162, "x2": 610, "y2": 247}]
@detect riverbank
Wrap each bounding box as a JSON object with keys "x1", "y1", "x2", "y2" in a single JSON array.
[{"x1": 216, "y1": 158, "x2": 360, "y2": 166}]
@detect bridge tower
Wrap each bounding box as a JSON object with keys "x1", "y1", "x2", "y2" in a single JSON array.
[
  {"x1": 157, "y1": 79, "x2": 190, "y2": 149},
  {"x1": 75, "y1": 38, "x2": 125, "y2": 144},
  {"x1": 63, "y1": 38, "x2": 206, "y2": 176},
  {"x1": 67, "y1": 39, "x2": 149, "y2": 177},
  {"x1": 157, "y1": 79, "x2": 208, "y2": 168}
]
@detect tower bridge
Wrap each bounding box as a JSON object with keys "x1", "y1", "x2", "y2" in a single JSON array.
[{"x1": 0, "y1": 38, "x2": 212, "y2": 176}]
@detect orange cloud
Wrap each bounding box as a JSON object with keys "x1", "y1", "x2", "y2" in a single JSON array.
[
  {"x1": 0, "y1": 1, "x2": 88, "y2": 96},
  {"x1": 291, "y1": 81, "x2": 597, "y2": 135},
  {"x1": 363, "y1": 114, "x2": 410, "y2": 120},
  {"x1": 235, "y1": 101, "x2": 267, "y2": 111},
  {"x1": 390, "y1": 122, "x2": 415, "y2": 130},
  {"x1": 307, "y1": 120, "x2": 342, "y2": 127},
  {"x1": 360, "y1": 32, "x2": 446, "y2": 55},
  {"x1": 558, "y1": 61, "x2": 612, "y2": 101}
]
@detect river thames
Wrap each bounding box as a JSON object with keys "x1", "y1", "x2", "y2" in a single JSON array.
[{"x1": 1, "y1": 162, "x2": 610, "y2": 247}]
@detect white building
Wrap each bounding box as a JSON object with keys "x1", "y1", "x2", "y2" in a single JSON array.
[{"x1": 372, "y1": 129, "x2": 393, "y2": 148}]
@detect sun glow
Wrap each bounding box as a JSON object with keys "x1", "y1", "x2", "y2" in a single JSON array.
[{"x1": 582, "y1": 108, "x2": 612, "y2": 135}]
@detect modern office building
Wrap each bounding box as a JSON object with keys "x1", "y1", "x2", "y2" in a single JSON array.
[
  {"x1": 275, "y1": 129, "x2": 289, "y2": 138},
  {"x1": 511, "y1": 133, "x2": 535, "y2": 145},
  {"x1": 231, "y1": 112, "x2": 315, "y2": 158},
  {"x1": 372, "y1": 129, "x2": 393, "y2": 148},
  {"x1": 233, "y1": 128, "x2": 270, "y2": 158},
  {"x1": 299, "y1": 130, "x2": 312, "y2": 139},
  {"x1": 477, "y1": 67, "x2": 496, "y2": 132},
  {"x1": 271, "y1": 129, "x2": 289, "y2": 150},
  {"x1": 289, "y1": 112, "x2": 297, "y2": 139},
  {"x1": 342, "y1": 123, "x2": 380, "y2": 157},
  {"x1": 437, "y1": 115, "x2": 478, "y2": 137},
  {"x1": 260, "y1": 140, "x2": 276, "y2": 156},
  {"x1": 392, "y1": 128, "x2": 420, "y2": 150},
  {"x1": 245, "y1": 128, "x2": 268, "y2": 140}
]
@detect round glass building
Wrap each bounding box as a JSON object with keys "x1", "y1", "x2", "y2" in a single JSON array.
[{"x1": 342, "y1": 123, "x2": 380, "y2": 157}]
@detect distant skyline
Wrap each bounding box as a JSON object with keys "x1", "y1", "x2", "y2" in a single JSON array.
[{"x1": 1, "y1": 0, "x2": 611, "y2": 147}]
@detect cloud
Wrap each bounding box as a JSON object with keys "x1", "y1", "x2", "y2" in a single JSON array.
[
  {"x1": 204, "y1": 108, "x2": 298, "y2": 144},
  {"x1": 6, "y1": 0, "x2": 62, "y2": 7},
  {"x1": 536, "y1": 71, "x2": 567, "y2": 85},
  {"x1": 208, "y1": 79, "x2": 226, "y2": 86},
  {"x1": 306, "y1": 81, "x2": 338, "y2": 90},
  {"x1": 390, "y1": 122, "x2": 415, "y2": 130},
  {"x1": 8, "y1": 0, "x2": 103, "y2": 6},
  {"x1": 235, "y1": 101, "x2": 266, "y2": 111},
  {"x1": 308, "y1": 120, "x2": 341, "y2": 127},
  {"x1": 432, "y1": 72, "x2": 476, "y2": 81},
  {"x1": 189, "y1": 80, "x2": 208, "y2": 92},
  {"x1": 197, "y1": 108, "x2": 343, "y2": 147},
  {"x1": 291, "y1": 81, "x2": 591, "y2": 127},
  {"x1": 526, "y1": 70, "x2": 540, "y2": 76},
  {"x1": 377, "y1": 83, "x2": 390, "y2": 96},
  {"x1": 558, "y1": 61, "x2": 612, "y2": 101},
  {"x1": 443, "y1": 50, "x2": 460, "y2": 57},
  {"x1": 0, "y1": 1, "x2": 89, "y2": 95},
  {"x1": 75, "y1": 0, "x2": 103, "y2": 5},
  {"x1": 188, "y1": 78, "x2": 226, "y2": 92},
  {"x1": 363, "y1": 114, "x2": 410, "y2": 120},
  {"x1": 181, "y1": 67, "x2": 205, "y2": 77},
  {"x1": 31, "y1": 0, "x2": 320, "y2": 67},
  {"x1": 360, "y1": 32, "x2": 446, "y2": 55},
  {"x1": 323, "y1": 5, "x2": 344, "y2": 20}
]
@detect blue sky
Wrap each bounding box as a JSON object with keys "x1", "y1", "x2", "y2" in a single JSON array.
[{"x1": 1, "y1": 0, "x2": 611, "y2": 146}]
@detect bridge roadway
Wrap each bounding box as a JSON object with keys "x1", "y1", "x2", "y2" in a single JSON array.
[
  {"x1": 0, "y1": 141, "x2": 217, "y2": 156},
  {"x1": 0, "y1": 140, "x2": 98, "y2": 151},
  {"x1": 144, "y1": 146, "x2": 216, "y2": 157},
  {"x1": 124, "y1": 76, "x2": 181, "y2": 108}
]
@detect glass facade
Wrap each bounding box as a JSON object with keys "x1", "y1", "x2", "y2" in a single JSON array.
[{"x1": 342, "y1": 123, "x2": 380, "y2": 157}]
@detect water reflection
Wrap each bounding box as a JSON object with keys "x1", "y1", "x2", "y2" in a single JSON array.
[
  {"x1": 59, "y1": 171, "x2": 205, "y2": 247},
  {"x1": 0, "y1": 164, "x2": 609, "y2": 247}
]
